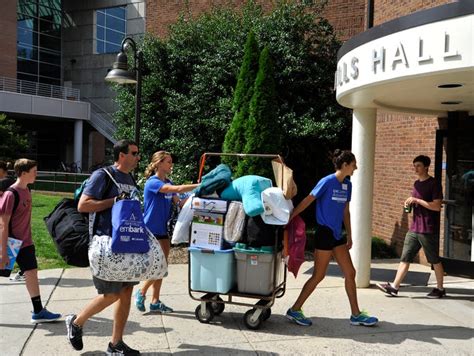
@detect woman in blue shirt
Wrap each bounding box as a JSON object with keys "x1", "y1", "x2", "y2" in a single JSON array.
[
  {"x1": 135, "y1": 151, "x2": 198, "y2": 313},
  {"x1": 285, "y1": 150, "x2": 378, "y2": 327}
]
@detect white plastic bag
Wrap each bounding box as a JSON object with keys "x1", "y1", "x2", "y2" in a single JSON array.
[{"x1": 171, "y1": 194, "x2": 194, "y2": 244}]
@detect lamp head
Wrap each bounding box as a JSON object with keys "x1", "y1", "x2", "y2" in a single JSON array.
[{"x1": 105, "y1": 51, "x2": 137, "y2": 84}]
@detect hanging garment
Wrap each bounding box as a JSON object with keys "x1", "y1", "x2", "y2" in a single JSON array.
[{"x1": 286, "y1": 215, "x2": 306, "y2": 278}]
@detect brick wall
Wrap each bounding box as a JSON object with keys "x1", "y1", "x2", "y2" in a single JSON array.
[
  {"x1": 0, "y1": 0, "x2": 17, "y2": 78},
  {"x1": 146, "y1": 0, "x2": 366, "y2": 40},
  {"x1": 323, "y1": 0, "x2": 366, "y2": 41},
  {"x1": 372, "y1": 113, "x2": 448, "y2": 263},
  {"x1": 373, "y1": 0, "x2": 454, "y2": 25},
  {"x1": 146, "y1": 0, "x2": 272, "y2": 38}
]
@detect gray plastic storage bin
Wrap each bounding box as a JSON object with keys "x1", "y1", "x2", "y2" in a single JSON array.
[{"x1": 234, "y1": 246, "x2": 282, "y2": 295}]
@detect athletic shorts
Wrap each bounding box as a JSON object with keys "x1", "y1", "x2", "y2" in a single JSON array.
[
  {"x1": 400, "y1": 231, "x2": 441, "y2": 264},
  {"x1": 92, "y1": 276, "x2": 138, "y2": 295},
  {"x1": 154, "y1": 234, "x2": 169, "y2": 241},
  {"x1": 314, "y1": 224, "x2": 347, "y2": 251},
  {"x1": 15, "y1": 245, "x2": 38, "y2": 271}
]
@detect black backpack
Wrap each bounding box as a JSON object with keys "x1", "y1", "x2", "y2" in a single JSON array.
[{"x1": 43, "y1": 167, "x2": 114, "y2": 267}]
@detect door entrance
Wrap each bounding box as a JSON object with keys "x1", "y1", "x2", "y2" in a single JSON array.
[{"x1": 437, "y1": 113, "x2": 474, "y2": 278}]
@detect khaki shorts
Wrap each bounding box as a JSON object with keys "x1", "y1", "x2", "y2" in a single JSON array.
[{"x1": 400, "y1": 231, "x2": 441, "y2": 264}]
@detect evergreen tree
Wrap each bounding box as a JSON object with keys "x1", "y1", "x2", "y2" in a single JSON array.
[
  {"x1": 222, "y1": 31, "x2": 259, "y2": 171},
  {"x1": 237, "y1": 47, "x2": 280, "y2": 177}
]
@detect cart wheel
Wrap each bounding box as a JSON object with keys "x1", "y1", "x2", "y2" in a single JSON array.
[
  {"x1": 211, "y1": 297, "x2": 225, "y2": 315},
  {"x1": 262, "y1": 308, "x2": 271, "y2": 321},
  {"x1": 243, "y1": 309, "x2": 263, "y2": 330},
  {"x1": 195, "y1": 304, "x2": 214, "y2": 323}
]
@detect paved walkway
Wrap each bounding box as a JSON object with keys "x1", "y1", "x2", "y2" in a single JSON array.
[{"x1": 1, "y1": 260, "x2": 473, "y2": 355}]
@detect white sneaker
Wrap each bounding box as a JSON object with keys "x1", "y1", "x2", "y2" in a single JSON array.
[{"x1": 9, "y1": 271, "x2": 26, "y2": 282}]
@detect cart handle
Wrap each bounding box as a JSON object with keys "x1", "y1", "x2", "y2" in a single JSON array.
[{"x1": 198, "y1": 152, "x2": 284, "y2": 182}]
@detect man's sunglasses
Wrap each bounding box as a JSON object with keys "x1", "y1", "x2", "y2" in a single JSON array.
[{"x1": 129, "y1": 151, "x2": 140, "y2": 157}]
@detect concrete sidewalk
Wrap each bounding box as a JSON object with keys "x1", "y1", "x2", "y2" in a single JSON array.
[{"x1": 1, "y1": 260, "x2": 473, "y2": 355}]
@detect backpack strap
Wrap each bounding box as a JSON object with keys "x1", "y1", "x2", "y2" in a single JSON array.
[
  {"x1": 88, "y1": 166, "x2": 136, "y2": 237},
  {"x1": 102, "y1": 166, "x2": 138, "y2": 193},
  {"x1": 6, "y1": 187, "x2": 20, "y2": 237}
]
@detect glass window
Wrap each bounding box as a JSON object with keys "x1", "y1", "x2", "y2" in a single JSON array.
[
  {"x1": 39, "y1": 62, "x2": 60, "y2": 79},
  {"x1": 97, "y1": 11, "x2": 105, "y2": 27},
  {"x1": 39, "y1": 49, "x2": 60, "y2": 65},
  {"x1": 106, "y1": 29, "x2": 124, "y2": 46},
  {"x1": 18, "y1": 73, "x2": 38, "y2": 83},
  {"x1": 17, "y1": 0, "x2": 62, "y2": 83},
  {"x1": 17, "y1": 28, "x2": 37, "y2": 47},
  {"x1": 106, "y1": 15, "x2": 126, "y2": 33},
  {"x1": 105, "y1": 42, "x2": 121, "y2": 53},
  {"x1": 39, "y1": 76, "x2": 60, "y2": 86},
  {"x1": 95, "y1": 6, "x2": 126, "y2": 54},
  {"x1": 39, "y1": 0, "x2": 61, "y2": 11},
  {"x1": 40, "y1": 19, "x2": 61, "y2": 38},
  {"x1": 18, "y1": 59, "x2": 39, "y2": 75},
  {"x1": 18, "y1": 44, "x2": 38, "y2": 61},
  {"x1": 96, "y1": 41, "x2": 105, "y2": 54},
  {"x1": 17, "y1": 1, "x2": 37, "y2": 18},
  {"x1": 97, "y1": 25, "x2": 105, "y2": 41},
  {"x1": 17, "y1": 16, "x2": 37, "y2": 31},
  {"x1": 107, "y1": 7, "x2": 126, "y2": 19},
  {"x1": 39, "y1": 33, "x2": 61, "y2": 51}
]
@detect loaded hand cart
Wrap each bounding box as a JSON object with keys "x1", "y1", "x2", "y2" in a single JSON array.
[{"x1": 188, "y1": 153, "x2": 287, "y2": 330}]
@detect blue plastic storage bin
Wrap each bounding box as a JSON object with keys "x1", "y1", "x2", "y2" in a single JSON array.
[{"x1": 189, "y1": 247, "x2": 236, "y2": 293}]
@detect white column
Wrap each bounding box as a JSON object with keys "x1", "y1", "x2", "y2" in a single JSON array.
[
  {"x1": 350, "y1": 108, "x2": 377, "y2": 287},
  {"x1": 74, "y1": 119, "x2": 83, "y2": 171}
]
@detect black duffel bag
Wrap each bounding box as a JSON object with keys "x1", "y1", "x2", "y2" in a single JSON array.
[{"x1": 44, "y1": 198, "x2": 90, "y2": 267}]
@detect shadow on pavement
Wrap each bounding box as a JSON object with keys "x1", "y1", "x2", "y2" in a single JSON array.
[{"x1": 303, "y1": 264, "x2": 432, "y2": 286}]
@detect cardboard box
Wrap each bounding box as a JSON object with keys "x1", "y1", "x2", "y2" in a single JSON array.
[
  {"x1": 191, "y1": 197, "x2": 228, "y2": 213},
  {"x1": 190, "y1": 214, "x2": 225, "y2": 250}
]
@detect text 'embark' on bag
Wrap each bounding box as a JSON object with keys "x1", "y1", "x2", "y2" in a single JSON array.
[{"x1": 111, "y1": 199, "x2": 149, "y2": 253}]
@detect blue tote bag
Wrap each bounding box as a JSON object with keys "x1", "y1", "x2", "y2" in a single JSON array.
[{"x1": 111, "y1": 199, "x2": 150, "y2": 253}]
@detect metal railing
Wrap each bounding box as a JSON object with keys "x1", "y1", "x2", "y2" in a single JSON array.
[
  {"x1": 82, "y1": 96, "x2": 117, "y2": 143},
  {"x1": 32, "y1": 170, "x2": 91, "y2": 193},
  {"x1": 0, "y1": 76, "x2": 80, "y2": 101}
]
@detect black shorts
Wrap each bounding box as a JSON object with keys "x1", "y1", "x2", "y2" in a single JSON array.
[
  {"x1": 314, "y1": 224, "x2": 347, "y2": 251},
  {"x1": 155, "y1": 234, "x2": 169, "y2": 241},
  {"x1": 92, "y1": 277, "x2": 138, "y2": 295},
  {"x1": 15, "y1": 245, "x2": 38, "y2": 271}
]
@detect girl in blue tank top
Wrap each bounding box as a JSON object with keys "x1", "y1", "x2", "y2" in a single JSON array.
[
  {"x1": 135, "y1": 151, "x2": 198, "y2": 313},
  {"x1": 285, "y1": 150, "x2": 378, "y2": 327}
]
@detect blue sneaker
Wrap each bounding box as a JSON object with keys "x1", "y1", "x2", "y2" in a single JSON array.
[
  {"x1": 31, "y1": 308, "x2": 61, "y2": 324},
  {"x1": 350, "y1": 310, "x2": 378, "y2": 326},
  {"x1": 285, "y1": 308, "x2": 312, "y2": 326},
  {"x1": 135, "y1": 289, "x2": 146, "y2": 312},
  {"x1": 150, "y1": 301, "x2": 173, "y2": 313}
]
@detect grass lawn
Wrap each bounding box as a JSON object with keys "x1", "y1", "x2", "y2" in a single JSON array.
[{"x1": 31, "y1": 192, "x2": 70, "y2": 270}]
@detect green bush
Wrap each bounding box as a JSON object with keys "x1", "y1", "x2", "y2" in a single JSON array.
[
  {"x1": 371, "y1": 236, "x2": 398, "y2": 259},
  {"x1": 113, "y1": 0, "x2": 351, "y2": 191}
]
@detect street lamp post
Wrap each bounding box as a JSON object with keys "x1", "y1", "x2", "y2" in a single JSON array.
[{"x1": 105, "y1": 37, "x2": 143, "y2": 149}]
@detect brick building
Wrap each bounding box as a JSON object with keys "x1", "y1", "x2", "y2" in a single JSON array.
[
  {"x1": 144, "y1": 1, "x2": 472, "y2": 282},
  {"x1": 0, "y1": 0, "x2": 471, "y2": 281},
  {"x1": 335, "y1": 0, "x2": 473, "y2": 284}
]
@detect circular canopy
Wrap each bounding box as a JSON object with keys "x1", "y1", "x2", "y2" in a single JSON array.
[{"x1": 335, "y1": 2, "x2": 474, "y2": 116}]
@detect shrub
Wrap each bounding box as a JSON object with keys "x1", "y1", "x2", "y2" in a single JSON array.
[{"x1": 371, "y1": 236, "x2": 398, "y2": 259}]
